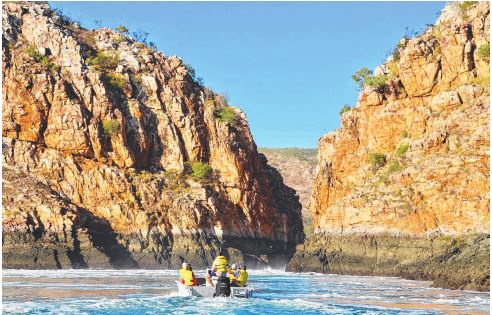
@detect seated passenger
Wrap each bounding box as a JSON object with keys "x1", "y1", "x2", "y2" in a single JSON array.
[
  {"x1": 178, "y1": 262, "x2": 197, "y2": 286},
  {"x1": 227, "y1": 264, "x2": 239, "y2": 286},
  {"x1": 237, "y1": 265, "x2": 248, "y2": 287}
]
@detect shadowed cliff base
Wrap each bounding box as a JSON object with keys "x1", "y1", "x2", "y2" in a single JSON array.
[{"x1": 287, "y1": 233, "x2": 490, "y2": 292}]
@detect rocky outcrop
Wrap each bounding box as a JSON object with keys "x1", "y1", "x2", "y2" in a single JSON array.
[
  {"x1": 2, "y1": 2, "x2": 304, "y2": 269},
  {"x1": 259, "y1": 148, "x2": 317, "y2": 234},
  {"x1": 288, "y1": 2, "x2": 490, "y2": 291},
  {"x1": 288, "y1": 234, "x2": 489, "y2": 291}
]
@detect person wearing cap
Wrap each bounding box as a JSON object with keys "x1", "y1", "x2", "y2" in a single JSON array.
[{"x1": 178, "y1": 262, "x2": 197, "y2": 286}]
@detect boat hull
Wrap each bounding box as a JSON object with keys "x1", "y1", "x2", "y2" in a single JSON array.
[{"x1": 176, "y1": 281, "x2": 253, "y2": 298}]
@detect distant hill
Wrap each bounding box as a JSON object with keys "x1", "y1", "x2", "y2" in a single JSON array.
[{"x1": 259, "y1": 148, "x2": 317, "y2": 235}]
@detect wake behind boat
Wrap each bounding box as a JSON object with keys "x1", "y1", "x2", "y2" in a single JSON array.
[{"x1": 176, "y1": 280, "x2": 254, "y2": 298}]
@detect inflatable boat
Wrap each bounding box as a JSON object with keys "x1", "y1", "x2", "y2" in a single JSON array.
[{"x1": 176, "y1": 281, "x2": 253, "y2": 298}]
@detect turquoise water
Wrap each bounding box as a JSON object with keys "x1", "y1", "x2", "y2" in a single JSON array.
[{"x1": 2, "y1": 269, "x2": 489, "y2": 314}]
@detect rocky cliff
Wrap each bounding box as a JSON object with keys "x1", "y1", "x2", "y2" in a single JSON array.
[
  {"x1": 2, "y1": 1, "x2": 304, "y2": 269},
  {"x1": 259, "y1": 148, "x2": 317, "y2": 235},
  {"x1": 288, "y1": 1, "x2": 490, "y2": 291}
]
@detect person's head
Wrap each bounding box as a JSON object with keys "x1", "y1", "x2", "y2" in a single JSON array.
[
  {"x1": 231, "y1": 264, "x2": 237, "y2": 270},
  {"x1": 219, "y1": 250, "x2": 226, "y2": 257},
  {"x1": 241, "y1": 265, "x2": 246, "y2": 270},
  {"x1": 186, "y1": 264, "x2": 193, "y2": 271},
  {"x1": 182, "y1": 262, "x2": 189, "y2": 270}
]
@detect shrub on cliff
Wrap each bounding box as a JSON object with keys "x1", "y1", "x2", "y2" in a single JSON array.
[
  {"x1": 364, "y1": 74, "x2": 388, "y2": 91},
  {"x1": 352, "y1": 68, "x2": 387, "y2": 92},
  {"x1": 339, "y1": 105, "x2": 351, "y2": 116},
  {"x1": 115, "y1": 25, "x2": 129, "y2": 34},
  {"x1": 185, "y1": 161, "x2": 213, "y2": 181},
  {"x1": 395, "y1": 143, "x2": 410, "y2": 158},
  {"x1": 477, "y1": 43, "x2": 490, "y2": 62},
  {"x1": 352, "y1": 67, "x2": 372, "y2": 90},
  {"x1": 87, "y1": 50, "x2": 119, "y2": 73},
  {"x1": 387, "y1": 60, "x2": 399, "y2": 78},
  {"x1": 105, "y1": 72, "x2": 126, "y2": 90},
  {"x1": 112, "y1": 34, "x2": 126, "y2": 44},
  {"x1": 26, "y1": 45, "x2": 58, "y2": 71},
  {"x1": 368, "y1": 152, "x2": 386, "y2": 170},
  {"x1": 102, "y1": 119, "x2": 120, "y2": 137},
  {"x1": 388, "y1": 160, "x2": 402, "y2": 173},
  {"x1": 215, "y1": 106, "x2": 237, "y2": 126},
  {"x1": 458, "y1": 1, "x2": 476, "y2": 19}
]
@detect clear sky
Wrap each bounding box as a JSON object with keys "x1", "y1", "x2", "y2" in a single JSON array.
[{"x1": 51, "y1": 1, "x2": 445, "y2": 148}]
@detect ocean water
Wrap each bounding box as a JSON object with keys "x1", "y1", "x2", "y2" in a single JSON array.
[{"x1": 2, "y1": 269, "x2": 489, "y2": 314}]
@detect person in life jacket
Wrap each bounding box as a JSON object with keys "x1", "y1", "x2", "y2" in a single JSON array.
[
  {"x1": 179, "y1": 262, "x2": 197, "y2": 286},
  {"x1": 227, "y1": 264, "x2": 239, "y2": 286},
  {"x1": 215, "y1": 273, "x2": 231, "y2": 297},
  {"x1": 212, "y1": 251, "x2": 228, "y2": 276},
  {"x1": 236, "y1": 265, "x2": 248, "y2": 287},
  {"x1": 205, "y1": 251, "x2": 229, "y2": 286}
]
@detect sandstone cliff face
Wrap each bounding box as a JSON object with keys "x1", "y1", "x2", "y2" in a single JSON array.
[
  {"x1": 259, "y1": 148, "x2": 317, "y2": 234},
  {"x1": 289, "y1": 2, "x2": 490, "y2": 291},
  {"x1": 312, "y1": 2, "x2": 489, "y2": 236},
  {"x1": 2, "y1": 2, "x2": 304, "y2": 269}
]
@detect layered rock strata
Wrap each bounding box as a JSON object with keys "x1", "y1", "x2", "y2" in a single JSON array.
[
  {"x1": 2, "y1": 2, "x2": 304, "y2": 269},
  {"x1": 288, "y1": 1, "x2": 490, "y2": 291}
]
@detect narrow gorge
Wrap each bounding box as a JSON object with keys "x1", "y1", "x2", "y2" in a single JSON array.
[
  {"x1": 2, "y1": 1, "x2": 304, "y2": 269},
  {"x1": 288, "y1": 1, "x2": 490, "y2": 291}
]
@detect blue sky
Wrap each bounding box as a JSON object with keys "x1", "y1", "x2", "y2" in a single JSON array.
[{"x1": 51, "y1": 1, "x2": 445, "y2": 148}]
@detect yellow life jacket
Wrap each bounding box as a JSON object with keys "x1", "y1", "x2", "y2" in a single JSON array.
[
  {"x1": 179, "y1": 268, "x2": 195, "y2": 286},
  {"x1": 213, "y1": 256, "x2": 228, "y2": 273},
  {"x1": 237, "y1": 269, "x2": 248, "y2": 287},
  {"x1": 227, "y1": 270, "x2": 238, "y2": 282}
]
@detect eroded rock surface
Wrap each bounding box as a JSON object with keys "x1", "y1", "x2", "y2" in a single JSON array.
[
  {"x1": 2, "y1": 2, "x2": 304, "y2": 269},
  {"x1": 289, "y1": 2, "x2": 490, "y2": 291}
]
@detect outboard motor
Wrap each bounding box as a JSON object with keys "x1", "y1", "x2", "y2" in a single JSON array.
[{"x1": 215, "y1": 275, "x2": 231, "y2": 297}]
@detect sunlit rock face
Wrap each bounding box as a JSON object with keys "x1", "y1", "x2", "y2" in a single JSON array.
[
  {"x1": 289, "y1": 2, "x2": 490, "y2": 291},
  {"x1": 311, "y1": 1, "x2": 489, "y2": 236},
  {"x1": 2, "y1": 1, "x2": 304, "y2": 269}
]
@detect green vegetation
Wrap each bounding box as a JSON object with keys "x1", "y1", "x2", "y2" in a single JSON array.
[
  {"x1": 400, "y1": 130, "x2": 408, "y2": 139},
  {"x1": 471, "y1": 71, "x2": 490, "y2": 93},
  {"x1": 26, "y1": 45, "x2": 59, "y2": 71},
  {"x1": 368, "y1": 152, "x2": 386, "y2": 170},
  {"x1": 115, "y1": 25, "x2": 129, "y2": 34},
  {"x1": 458, "y1": 1, "x2": 476, "y2": 19},
  {"x1": 87, "y1": 50, "x2": 119, "y2": 73},
  {"x1": 378, "y1": 173, "x2": 389, "y2": 185},
  {"x1": 205, "y1": 99, "x2": 215, "y2": 107},
  {"x1": 387, "y1": 60, "x2": 399, "y2": 78},
  {"x1": 339, "y1": 104, "x2": 351, "y2": 116},
  {"x1": 106, "y1": 72, "x2": 126, "y2": 89},
  {"x1": 391, "y1": 40, "x2": 406, "y2": 62},
  {"x1": 215, "y1": 106, "x2": 237, "y2": 126},
  {"x1": 364, "y1": 74, "x2": 388, "y2": 90},
  {"x1": 477, "y1": 43, "x2": 490, "y2": 62},
  {"x1": 388, "y1": 160, "x2": 402, "y2": 173},
  {"x1": 352, "y1": 67, "x2": 372, "y2": 90},
  {"x1": 352, "y1": 67, "x2": 387, "y2": 91},
  {"x1": 112, "y1": 34, "x2": 126, "y2": 44},
  {"x1": 303, "y1": 220, "x2": 314, "y2": 236},
  {"x1": 258, "y1": 148, "x2": 317, "y2": 165},
  {"x1": 185, "y1": 161, "x2": 213, "y2": 181},
  {"x1": 395, "y1": 143, "x2": 410, "y2": 158},
  {"x1": 102, "y1": 119, "x2": 121, "y2": 137}
]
